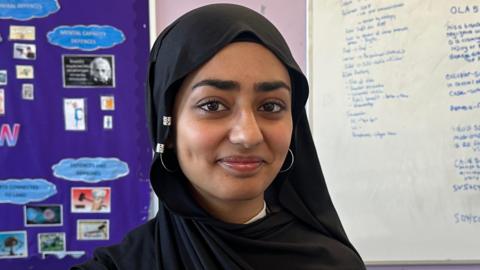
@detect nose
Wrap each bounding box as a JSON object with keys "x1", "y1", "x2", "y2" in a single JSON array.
[{"x1": 228, "y1": 109, "x2": 263, "y2": 148}]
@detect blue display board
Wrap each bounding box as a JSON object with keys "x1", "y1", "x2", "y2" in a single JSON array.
[{"x1": 0, "y1": 0, "x2": 151, "y2": 268}]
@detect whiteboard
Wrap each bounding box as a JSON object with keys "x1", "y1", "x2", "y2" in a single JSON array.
[{"x1": 309, "y1": 0, "x2": 480, "y2": 264}]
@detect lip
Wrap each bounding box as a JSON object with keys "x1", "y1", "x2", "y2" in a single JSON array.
[{"x1": 217, "y1": 156, "x2": 264, "y2": 175}]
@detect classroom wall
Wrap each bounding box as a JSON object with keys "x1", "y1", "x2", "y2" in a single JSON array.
[
  {"x1": 153, "y1": 1, "x2": 479, "y2": 269},
  {"x1": 155, "y1": 0, "x2": 306, "y2": 72}
]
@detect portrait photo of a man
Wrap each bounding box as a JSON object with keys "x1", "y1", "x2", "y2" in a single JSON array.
[{"x1": 89, "y1": 57, "x2": 113, "y2": 85}]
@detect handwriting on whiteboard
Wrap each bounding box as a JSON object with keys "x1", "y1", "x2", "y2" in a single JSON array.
[{"x1": 341, "y1": 1, "x2": 408, "y2": 139}]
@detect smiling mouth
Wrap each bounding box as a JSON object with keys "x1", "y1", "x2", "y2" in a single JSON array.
[{"x1": 217, "y1": 156, "x2": 264, "y2": 175}]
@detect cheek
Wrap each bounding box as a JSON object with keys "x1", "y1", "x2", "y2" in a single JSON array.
[
  {"x1": 266, "y1": 120, "x2": 293, "y2": 154},
  {"x1": 175, "y1": 120, "x2": 225, "y2": 165}
]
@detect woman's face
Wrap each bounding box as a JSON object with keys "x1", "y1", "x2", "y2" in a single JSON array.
[{"x1": 173, "y1": 42, "x2": 292, "y2": 207}]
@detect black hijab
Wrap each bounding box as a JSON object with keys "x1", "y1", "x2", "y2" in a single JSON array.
[{"x1": 73, "y1": 4, "x2": 366, "y2": 270}]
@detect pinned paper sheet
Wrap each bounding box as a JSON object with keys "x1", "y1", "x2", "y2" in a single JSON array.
[{"x1": 63, "y1": 98, "x2": 86, "y2": 131}]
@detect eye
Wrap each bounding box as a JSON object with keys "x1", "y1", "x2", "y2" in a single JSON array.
[
  {"x1": 259, "y1": 102, "x2": 284, "y2": 113},
  {"x1": 198, "y1": 100, "x2": 228, "y2": 112}
]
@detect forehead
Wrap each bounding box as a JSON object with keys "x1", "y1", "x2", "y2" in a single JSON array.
[
  {"x1": 93, "y1": 59, "x2": 110, "y2": 68},
  {"x1": 187, "y1": 42, "x2": 290, "y2": 81}
]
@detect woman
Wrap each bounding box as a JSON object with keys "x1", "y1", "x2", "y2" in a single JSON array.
[{"x1": 74, "y1": 4, "x2": 366, "y2": 270}]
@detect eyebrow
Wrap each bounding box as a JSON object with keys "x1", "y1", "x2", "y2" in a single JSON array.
[
  {"x1": 254, "y1": 81, "x2": 291, "y2": 92},
  {"x1": 192, "y1": 79, "x2": 239, "y2": 90},
  {"x1": 192, "y1": 79, "x2": 291, "y2": 92}
]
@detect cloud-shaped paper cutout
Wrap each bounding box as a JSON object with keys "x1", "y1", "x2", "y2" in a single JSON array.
[
  {"x1": 47, "y1": 25, "x2": 126, "y2": 51},
  {"x1": 0, "y1": 179, "x2": 57, "y2": 204},
  {"x1": 52, "y1": 157, "x2": 129, "y2": 183},
  {"x1": 0, "y1": 0, "x2": 60, "y2": 21}
]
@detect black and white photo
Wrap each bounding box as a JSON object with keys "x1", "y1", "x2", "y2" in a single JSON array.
[{"x1": 62, "y1": 55, "x2": 115, "y2": 88}]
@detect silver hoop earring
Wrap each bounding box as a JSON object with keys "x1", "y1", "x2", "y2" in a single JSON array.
[
  {"x1": 279, "y1": 148, "x2": 294, "y2": 173},
  {"x1": 160, "y1": 153, "x2": 177, "y2": 173}
]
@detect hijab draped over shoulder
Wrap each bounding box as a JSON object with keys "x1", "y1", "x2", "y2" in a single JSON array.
[{"x1": 73, "y1": 4, "x2": 366, "y2": 270}]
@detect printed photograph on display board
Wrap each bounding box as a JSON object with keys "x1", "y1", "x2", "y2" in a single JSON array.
[
  {"x1": 0, "y1": 89, "x2": 4, "y2": 115},
  {"x1": 9, "y1": 25, "x2": 36, "y2": 41},
  {"x1": 38, "y1": 233, "x2": 66, "y2": 253},
  {"x1": 71, "y1": 187, "x2": 111, "y2": 213},
  {"x1": 16, "y1": 65, "x2": 34, "y2": 79},
  {"x1": 24, "y1": 204, "x2": 63, "y2": 227},
  {"x1": 103, "y1": 115, "x2": 113, "y2": 130},
  {"x1": 62, "y1": 55, "x2": 115, "y2": 88},
  {"x1": 100, "y1": 95, "x2": 115, "y2": 111},
  {"x1": 0, "y1": 231, "x2": 28, "y2": 259},
  {"x1": 13, "y1": 43, "x2": 36, "y2": 60},
  {"x1": 77, "y1": 220, "x2": 109, "y2": 241},
  {"x1": 21, "y1": 83, "x2": 34, "y2": 100},
  {"x1": 63, "y1": 98, "x2": 87, "y2": 131},
  {"x1": 0, "y1": 70, "x2": 7, "y2": 85}
]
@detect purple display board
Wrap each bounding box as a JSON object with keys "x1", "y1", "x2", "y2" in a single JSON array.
[{"x1": 0, "y1": 0, "x2": 151, "y2": 269}]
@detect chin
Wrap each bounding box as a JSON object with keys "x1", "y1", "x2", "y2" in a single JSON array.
[
  {"x1": 220, "y1": 190, "x2": 263, "y2": 201},
  {"x1": 213, "y1": 180, "x2": 272, "y2": 202}
]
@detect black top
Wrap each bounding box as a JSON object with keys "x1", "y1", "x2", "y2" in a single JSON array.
[
  {"x1": 73, "y1": 3, "x2": 366, "y2": 269},
  {"x1": 73, "y1": 204, "x2": 364, "y2": 269}
]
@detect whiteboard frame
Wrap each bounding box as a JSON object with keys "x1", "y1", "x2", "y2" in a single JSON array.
[
  {"x1": 367, "y1": 260, "x2": 480, "y2": 266},
  {"x1": 307, "y1": 0, "x2": 480, "y2": 266}
]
